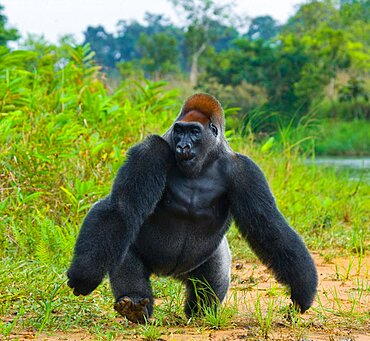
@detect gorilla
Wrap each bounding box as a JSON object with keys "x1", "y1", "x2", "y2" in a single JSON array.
[{"x1": 67, "y1": 94, "x2": 317, "y2": 323}]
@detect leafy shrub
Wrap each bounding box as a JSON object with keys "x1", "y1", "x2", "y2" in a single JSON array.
[
  {"x1": 0, "y1": 44, "x2": 179, "y2": 261},
  {"x1": 317, "y1": 99, "x2": 370, "y2": 120}
]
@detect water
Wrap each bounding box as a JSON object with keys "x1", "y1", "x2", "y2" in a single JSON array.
[
  {"x1": 313, "y1": 157, "x2": 370, "y2": 169},
  {"x1": 306, "y1": 157, "x2": 370, "y2": 182}
]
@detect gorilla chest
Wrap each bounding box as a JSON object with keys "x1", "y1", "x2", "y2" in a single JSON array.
[
  {"x1": 159, "y1": 168, "x2": 228, "y2": 221},
  {"x1": 135, "y1": 163, "x2": 230, "y2": 275},
  {"x1": 135, "y1": 164, "x2": 229, "y2": 275}
]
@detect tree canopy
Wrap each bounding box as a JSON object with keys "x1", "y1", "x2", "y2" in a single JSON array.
[
  {"x1": 0, "y1": 4, "x2": 19, "y2": 46},
  {"x1": 5, "y1": 0, "x2": 368, "y2": 129}
]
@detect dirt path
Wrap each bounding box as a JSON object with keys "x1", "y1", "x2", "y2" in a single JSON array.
[{"x1": 6, "y1": 254, "x2": 370, "y2": 340}]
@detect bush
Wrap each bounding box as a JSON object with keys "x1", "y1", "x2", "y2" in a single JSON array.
[
  {"x1": 315, "y1": 119, "x2": 370, "y2": 156},
  {"x1": 316, "y1": 99, "x2": 370, "y2": 120}
]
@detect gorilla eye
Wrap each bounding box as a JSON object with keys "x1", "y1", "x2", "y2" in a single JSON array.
[
  {"x1": 210, "y1": 123, "x2": 218, "y2": 137},
  {"x1": 191, "y1": 129, "x2": 200, "y2": 137},
  {"x1": 174, "y1": 126, "x2": 183, "y2": 135}
]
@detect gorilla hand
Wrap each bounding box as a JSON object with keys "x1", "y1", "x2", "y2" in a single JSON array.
[{"x1": 67, "y1": 265, "x2": 104, "y2": 296}]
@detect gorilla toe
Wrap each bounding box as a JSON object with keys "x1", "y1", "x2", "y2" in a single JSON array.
[{"x1": 114, "y1": 296, "x2": 150, "y2": 323}]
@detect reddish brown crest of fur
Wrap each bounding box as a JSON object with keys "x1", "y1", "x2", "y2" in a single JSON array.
[
  {"x1": 178, "y1": 93, "x2": 224, "y2": 130},
  {"x1": 180, "y1": 110, "x2": 209, "y2": 125}
]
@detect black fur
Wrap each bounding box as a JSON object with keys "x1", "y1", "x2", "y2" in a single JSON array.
[
  {"x1": 227, "y1": 154, "x2": 318, "y2": 312},
  {"x1": 67, "y1": 94, "x2": 318, "y2": 321},
  {"x1": 67, "y1": 135, "x2": 172, "y2": 296}
]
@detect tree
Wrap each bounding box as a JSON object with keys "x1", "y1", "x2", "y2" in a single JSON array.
[
  {"x1": 281, "y1": 0, "x2": 369, "y2": 103},
  {"x1": 0, "y1": 4, "x2": 19, "y2": 46},
  {"x1": 169, "y1": 0, "x2": 233, "y2": 85},
  {"x1": 340, "y1": 0, "x2": 370, "y2": 25},
  {"x1": 246, "y1": 16, "x2": 280, "y2": 41},
  {"x1": 283, "y1": 0, "x2": 338, "y2": 37},
  {"x1": 115, "y1": 19, "x2": 147, "y2": 62},
  {"x1": 83, "y1": 26, "x2": 117, "y2": 68},
  {"x1": 138, "y1": 32, "x2": 180, "y2": 79},
  {"x1": 206, "y1": 21, "x2": 239, "y2": 52},
  {"x1": 116, "y1": 13, "x2": 184, "y2": 64}
]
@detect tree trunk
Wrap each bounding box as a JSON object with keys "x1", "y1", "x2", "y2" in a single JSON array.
[
  {"x1": 329, "y1": 77, "x2": 336, "y2": 99},
  {"x1": 189, "y1": 42, "x2": 207, "y2": 86}
]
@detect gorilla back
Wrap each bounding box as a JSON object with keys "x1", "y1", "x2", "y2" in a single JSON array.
[{"x1": 67, "y1": 93, "x2": 318, "y2": 323}]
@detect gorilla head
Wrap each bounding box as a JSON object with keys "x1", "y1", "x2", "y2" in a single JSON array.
[{"x1": 168, "y1": 94, "x2": 225, "y2": 177}]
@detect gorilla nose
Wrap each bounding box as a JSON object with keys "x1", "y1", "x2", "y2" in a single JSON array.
[{"x1": 176, "y1": 145, "x2": 192, "y2": 160}]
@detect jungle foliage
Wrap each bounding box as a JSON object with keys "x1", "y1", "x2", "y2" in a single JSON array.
[{"x1": 78, "y1": 0, "x2": 370, "y2": 126}]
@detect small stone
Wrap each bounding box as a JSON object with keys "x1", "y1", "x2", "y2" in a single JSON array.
[{"x1": 235, "y1": 263, "x2": 243, "y2": 270}]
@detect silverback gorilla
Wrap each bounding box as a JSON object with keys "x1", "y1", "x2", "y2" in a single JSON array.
[{"x1": 67, "y1": 94, "x2": 318, "y2": 323}]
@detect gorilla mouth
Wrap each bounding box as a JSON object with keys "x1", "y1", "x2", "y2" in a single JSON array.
[
  {"x1": 176, "y1": 153, "x2": 195, "y2": 162},
  {"x1": 175, "y1": 149, "x2": 195, "y2": 162}
]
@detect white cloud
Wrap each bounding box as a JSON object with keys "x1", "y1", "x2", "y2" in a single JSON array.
[{"x1": 2, "y1": 0, "x2": 303, "y2": 43}]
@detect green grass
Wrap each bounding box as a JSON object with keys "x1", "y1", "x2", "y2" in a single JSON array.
[
  {"x1": 0, "y1": 44, "x2": 369, "y2": 339},
  {"x1": 315, "y1": 119, "x2": 370, "y2": 156}
]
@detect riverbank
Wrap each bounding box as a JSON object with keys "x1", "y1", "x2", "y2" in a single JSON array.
[{"x1": 306, "y1": 156, "x2": 370, "y2": 183}]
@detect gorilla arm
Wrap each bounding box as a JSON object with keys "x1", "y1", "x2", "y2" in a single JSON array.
[
  {"x1": 67, "y1": 135, "x2": 172, "y2": 296},
  {"x1": 227, "y1": 154, "x2": 318, "y2": 312}
]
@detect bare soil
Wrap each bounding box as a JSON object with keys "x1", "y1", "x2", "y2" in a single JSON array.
[{"x1": 7, "y1": 253, "x2": 370, "y2": 340}]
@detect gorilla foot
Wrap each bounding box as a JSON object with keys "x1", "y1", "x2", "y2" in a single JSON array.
[{"x1": 114, "y1": 296, "x2": 150, "y2": 323}]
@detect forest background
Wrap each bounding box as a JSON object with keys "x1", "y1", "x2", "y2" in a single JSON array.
[{"x1": 74, "y1": 0, "x2": 369, "y2": 155}]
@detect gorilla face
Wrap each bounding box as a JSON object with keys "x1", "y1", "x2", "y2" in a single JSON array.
[
  {"x1": 173, "y1": 122, "x2": 203, "y2": 164},
  {"x1": 172, "y1": 121, "x2": 218, "y2": 176}
]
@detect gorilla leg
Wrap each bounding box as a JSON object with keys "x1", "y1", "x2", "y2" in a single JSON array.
[
  {"x1": 110, "y1": 247, "x2": 153, "y2": 323},
  {"x1": 184, "y1": 237, "x2": 231, "y2": 317}
]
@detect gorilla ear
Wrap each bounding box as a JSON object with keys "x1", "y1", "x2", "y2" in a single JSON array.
[
  {"x1": 210, "y1": 123, "x2": 218, "y2": 137},
  {"x1": 179, "y1": 93, "x2": 225, "y2": 130}
]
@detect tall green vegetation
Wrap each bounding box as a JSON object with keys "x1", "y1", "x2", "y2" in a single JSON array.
[{"x1": 0, "y1": 42, "x2": 178, "y2": 260}]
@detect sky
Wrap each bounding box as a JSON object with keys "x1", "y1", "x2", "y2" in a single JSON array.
[{"x1": 2, "y1": 0, "x2": 304, "y2": 43}]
